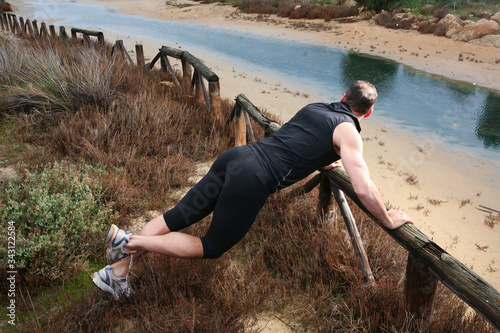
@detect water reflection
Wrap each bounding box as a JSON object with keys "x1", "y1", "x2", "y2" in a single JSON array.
[
  {"x1": 26, "y1": 0, "x2": 500, "y2": 163},
  {"x1": 477, "y1": 92, "x2": 500, "y2": 149},
  {"x1": 339, "y1": 52, "x2": 398, "y2": 95},
  {"x1": 339, "y1": 52, "x2": 500, "y2": 158}
]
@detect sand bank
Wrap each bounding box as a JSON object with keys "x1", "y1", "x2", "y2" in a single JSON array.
[{"x1": 11, "y1": 0, "x2": 500, "y2": 291}]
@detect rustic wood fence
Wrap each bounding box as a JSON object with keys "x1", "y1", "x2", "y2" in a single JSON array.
[
  {"x1": 0, "y1": 13, "x2": 221, "y2": 116},
  {"x1": 2, "y1": 11, "x2": 499, "y2": 330}
]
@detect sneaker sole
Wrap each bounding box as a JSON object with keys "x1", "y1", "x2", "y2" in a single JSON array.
[{"x1": 90, "y1": 272, "x2": 119, "y2": 300}]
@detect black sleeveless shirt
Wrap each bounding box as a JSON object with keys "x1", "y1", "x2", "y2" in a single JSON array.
[{"x1": 248, "y1": 102, "x2": 361, "y2": 192}]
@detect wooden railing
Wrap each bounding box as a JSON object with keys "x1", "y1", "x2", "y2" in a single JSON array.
[
  {"x1": 232, "y1": 93, "x2": 500, "y2": 330},
  {"x1": 144, "y1": 46, "x2": 222, "y2": 117}
]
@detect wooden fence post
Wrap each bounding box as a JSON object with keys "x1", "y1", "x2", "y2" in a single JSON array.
[
  {"x1": 181, "y1": 58, "x2": 192, "y2": 92},
  {"x1": 113, "y1": 40, "x2": 133, "y2": 64},
  {"x1": 19, "y1": 16, "x2": 24, "y2": 33},
  {"x1": 11, "y1": 14, "x2": 21, "y2": 34},
  {"x1": 32, "y1": 20, "x2": 38, "y2": 36},
  {"x1": 59, "y1": 26, "x2": 68, "y2": 40},
  {"x1": 49, "y1": 25, "x2": 56, "y2": 38},
  {"x1": 40, "y1": 22, "x2": 49, "y2": 39},
  {"x1": 404, "y1": 254, "x2": 438, "y2": 319},
  {"x1": 97, "y1": 32, "x2": 104, "y2": 49},
  {"x1": 317, "y1": 172, "x2": 335, "y2": 225},
  {"x1": 135, "y1": 44, "x2": 145, "y2": 67},
  {"x1": 192, "y1": 70, "x2": 208, "y2": 107},
  {"x1": 209, "y1": 80, "x2": 222, "y2": 118},
  {"x1": 160, "y1": 53, "x2": 181, "y2": 87},
  {"x1": 26, "y1": 19, "x2": 34, "y2": 35},
  {"x1": 243, "y1": 110, "x2": 256, "y2": 143},
  {"x1": 7, "y1": 14, "x2": 13, "y2": 32},
  {"x1": 233, "y1": 104, "x2": 247, "y2": 146},
  {"x1": 331, "y1": 181, "x2": 375, "y2": 286},
  {"x1": 0, "y1": 13, "x2": 6, "y2": 31}
]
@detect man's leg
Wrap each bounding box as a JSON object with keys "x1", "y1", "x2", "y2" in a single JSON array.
[{"x1": 110, "y1": 214, "x2": 202, "y2": 278}]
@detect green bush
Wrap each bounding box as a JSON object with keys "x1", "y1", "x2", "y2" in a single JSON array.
[
  {"x1": 355, "y1": 0, "x2": 390, "y2": 11},
  {"x1": 0, "y1": 162, "x2": 115, "y2": 284}
]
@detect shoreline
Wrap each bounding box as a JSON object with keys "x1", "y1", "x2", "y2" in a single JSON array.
[{"x1": 10, "y1": 0, "x2": 500, "y2": 291}]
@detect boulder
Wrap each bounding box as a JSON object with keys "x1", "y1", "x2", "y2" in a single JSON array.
[
  {"x1": 392, "y1": 12, "x2": 417, "y2": 29},
  {"x1": 435, "y1": 14, "x2": 462, "y2": 38},
  {"x1": 492, "y1": 12, "x2": 500, "y2": 23},
  {"x1": 0, "y1": 1, "x2": 12, "y2": 12},
  {"x1": 456, "y1": 19, "x2": 499, "y2": 42},
  {"x1": 469, "y1": 34, "x2": 500, "y2": 48}
]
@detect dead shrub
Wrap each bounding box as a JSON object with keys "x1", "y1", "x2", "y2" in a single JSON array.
[
  {"x1": 434, "y1": 23, "x2": 448, "y2": 36},
  {"x1": 277, "y1": 0, "x2": 295, "y2": 17},
  {"x1": 239, "y1": 0, "x2": 279, "y2": 14},
  {"x1": 418, "y1": 20, "x2": 437, "y2": 34},
  {"x1": 374, "y1": 10, "x2": 394, "y2": 27},
  {"x1": 433, "y1": 6, "x2": 448, "y2": 20}
]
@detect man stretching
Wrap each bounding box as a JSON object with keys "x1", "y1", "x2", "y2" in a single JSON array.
[{"x1": 91, "y1": 80, "x2": 413, "y2": 299}]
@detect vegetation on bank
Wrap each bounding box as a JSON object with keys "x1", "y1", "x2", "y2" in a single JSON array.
[
  {"x1": 195, "y1": 0, "x2": 499, "y2": 22},
  {"x1": 0, "y1": 33, "x2": 496, "y2": 331}
]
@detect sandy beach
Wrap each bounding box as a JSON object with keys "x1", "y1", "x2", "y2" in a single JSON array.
[{"x1": 10, "y1": 0, "x2": 500, "y2": 293}]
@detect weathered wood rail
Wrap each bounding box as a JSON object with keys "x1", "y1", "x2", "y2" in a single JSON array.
[
  {"x1": 232, "y1": 93, "x2": 500, "y2": 330},
  {"x1": 71, "y1": 28, "x2": 104, "y2": 48},
  {"x1": 144, "y1": 45, "x2": 222, "y2": 117},
  {"x1": 1, "y1": 14, "x2": 220, "y2": 115}
]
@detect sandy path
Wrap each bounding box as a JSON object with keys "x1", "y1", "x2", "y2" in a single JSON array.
[{"x1": 11, "y1": 0, "x2": 500, "y2": 292}]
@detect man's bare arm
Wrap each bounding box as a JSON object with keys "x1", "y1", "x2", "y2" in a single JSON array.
[{"x1": 332, "y1": 122, "x2": 413, "y2": 230}]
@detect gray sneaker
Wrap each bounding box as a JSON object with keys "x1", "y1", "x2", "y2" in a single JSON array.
[
  {"x1": 105, "y1": 224, "x2": 137, "y2": 264},
  {"x1": 91, "y1": 265, "x2": 132, "y2": 300}
]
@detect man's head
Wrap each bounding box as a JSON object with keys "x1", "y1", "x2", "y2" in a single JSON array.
[{"x1": 341, "y1": 81, "x2": 378, "y2": 117}]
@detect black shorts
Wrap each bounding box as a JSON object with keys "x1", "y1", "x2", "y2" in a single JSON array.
[{"x1": 163, "y1": 145, "x2": 271, "y2": 258}]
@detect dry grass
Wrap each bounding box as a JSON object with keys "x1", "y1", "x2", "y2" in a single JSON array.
[
  {"x1": 0, "y1": 34, "x2": 496, "y2": 333},
  {"x1": 427, "y1": 198, "x2": 448, "y2": 206},
  {"x1": 484, "y1": 213, "x2": 500, "y2": 229}
]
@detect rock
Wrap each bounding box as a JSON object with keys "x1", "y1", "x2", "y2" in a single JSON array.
[
  {"x1": 492, "y1": 12, "x2": 500, "y2": 23},
  {"x1": 392, "y1": 12, "x2": 417, "y2": 29},
  {"x1": 456, "y1": 19, "x2": 500, "y2": 42},
  {"x1": 435, "y1": 14, "x2": 463, "y2": 38},
  {"x1": 358, "y1": 10, "x2": 373, "y2": 21},
  {"x1": 469, "y1": 34, "x2": 500, "y2": 48},
  {"x1": 0, "y1": 1, "x2": 12, "y2": 12}
]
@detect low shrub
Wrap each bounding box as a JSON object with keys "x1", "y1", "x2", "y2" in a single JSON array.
[
  {"x1": 418, "y1": 20, "x2": 437, "y2": 33},
  {"x1": 374, "y1": 10, "x2": 394, "y2": 27},
  {"x1": 239, "y1": 0, "x2": 279, "y2": 14},
  {"x1": 0, "y1": 162, "x2": 115, "y2": 287}
]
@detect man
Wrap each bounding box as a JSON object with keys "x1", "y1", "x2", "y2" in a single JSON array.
[{"x1": 91, "y1": 80, "x2": 413, "y2": 299}]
